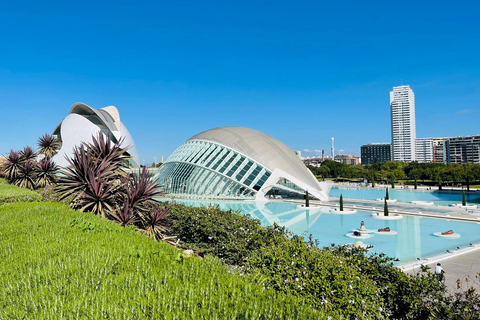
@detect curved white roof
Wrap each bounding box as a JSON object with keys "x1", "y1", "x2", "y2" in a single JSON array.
[
  {"x1": 52, "y1": 103, "x2": 140, "y2": 167},
  {"x1": 188, "y1": 126, "x2": 321, "y2": 192}
]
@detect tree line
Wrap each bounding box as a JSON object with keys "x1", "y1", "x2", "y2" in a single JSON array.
[{"x1": 308, "y1": 160, "x2": 480, "y2": 190}]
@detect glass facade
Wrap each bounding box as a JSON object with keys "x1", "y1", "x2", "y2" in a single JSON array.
[{"x1": 156, "y1": 140, "x2": 272, "y2": 199}]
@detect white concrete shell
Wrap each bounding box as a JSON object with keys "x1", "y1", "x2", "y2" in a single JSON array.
[
  {"x1": 52, "y1": 103, "x2": 140, "y2": 167},
  {"x1": 156, "y1": 126, "x2": 331, "y2": 201}
]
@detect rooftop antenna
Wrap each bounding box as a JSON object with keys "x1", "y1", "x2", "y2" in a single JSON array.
[{"x1": 331, "y1": 137, "x2": 335, "y2": 160}]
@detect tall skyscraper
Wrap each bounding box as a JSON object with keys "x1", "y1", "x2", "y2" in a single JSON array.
[{"x1": 390, "y1": 85, "x2": 416, "y2": 162}]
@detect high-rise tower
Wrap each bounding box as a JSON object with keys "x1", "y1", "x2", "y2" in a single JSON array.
[{"x1": 390, "y1": 85, "x2": 416, "y2": 162}]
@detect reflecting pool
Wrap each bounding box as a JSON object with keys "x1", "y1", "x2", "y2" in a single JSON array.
[
  {"x1": 329, "y1": 187, "x2": 480, "y2": 206},
  {"x1": 162, "y1": 199, "x2": 480, "y2": 265}
]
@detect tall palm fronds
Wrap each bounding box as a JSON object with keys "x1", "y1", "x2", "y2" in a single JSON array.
[
  {"x1": 15, "y1": 161, "x2": 37, "y2": 190},
  {"x1": 35, "y1": 158, "x2": 59, "y2": 188},
  {"x1": 2, "y1": 150, "x2": 22, "y2": 182},
  {"x1": 38, "y1": 134, "x2": 60, "y2": 159},
  {"x1": 19, "y1": 146, "x2": 37, "y2": 164}
]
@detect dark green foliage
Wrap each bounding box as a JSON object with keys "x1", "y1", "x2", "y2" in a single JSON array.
[
  {"x1": 37, "y1": 134, "x2": 60, "y2": 159},
  {"x1": 165, "y1": 203, "x2": 284, "y2": 265},
  {"x1": 462, "y1": 191, "x2": 466, "y2": 206},
  {"x1": 325, "y1": 246, "x2": 454, "y2": 320},
  {"x1": 372, "y1": 180, "x2": 375, "y2": 187},
  {"x1": 245, "y1": 237, "x2": 383, "y2": 319},
  {"x1": 391, "y1": 180, "x2": 395, "y2": 188},
  {"x1": 414, "y1": 178, "x2": 418, "y2": 189},
  {"x1": 0, "y1": 201, "x2": 319, "y2": 319},
  {"x1": 386, "y1": 187, "x2": 389, "y2": 200},
  {"x1": 384, "y1": 198, "x2": 389, "y2": 216},
  {"x1": 305, "y1": 190, "x2": 309, "y2": 207},
  {"x1": 308, "y1": 161, "x2": 480, "y2": 189},
  {"x1": 339, "y1": 194, "x2": 344, "y2": 211}
]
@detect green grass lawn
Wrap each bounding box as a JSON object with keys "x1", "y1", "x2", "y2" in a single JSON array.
[
  {"x1": 0, "y1": 200, "x2": 322, "y2": 319},
  {"x1": 0, "y1": 178, "x2": 41, "y2": 204}
]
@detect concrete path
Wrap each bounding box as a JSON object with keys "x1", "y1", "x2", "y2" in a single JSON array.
[{"x1": 425, "y1": 250, "x2": 480, "y2": 293}]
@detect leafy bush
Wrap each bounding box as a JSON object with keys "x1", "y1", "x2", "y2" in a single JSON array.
[
  {"x1": 245, "y1": 237, "x2": 385, "y2": 319},
  {"x1": 165, "y1": 203, "x2": 284, "y2": 265}
]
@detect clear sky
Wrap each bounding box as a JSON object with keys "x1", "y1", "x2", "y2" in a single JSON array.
[{"x1": 1, "y1": 1, "x2": 479, "y2": 163}]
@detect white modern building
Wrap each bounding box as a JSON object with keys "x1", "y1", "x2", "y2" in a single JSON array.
[
  {"x1": 415, "y1": 138, "x2": 433, "y2": 163},
  {"x1": 390, "y1": 85, "x2": 416, "y2": 162},
  {"x1": 155, "y1": 126, "x2": 332, "y2": 201},
  {"x1": 52, "y1": 103, "x2": 140, "y2": 167}
]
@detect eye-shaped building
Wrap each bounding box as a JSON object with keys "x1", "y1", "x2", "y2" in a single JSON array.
[
  {"x1": 52, "y1": 103, "x2": 140, "y2": 168},
  {"x1": 156, "y1": 127, "x2": 331, "y2": 201}
]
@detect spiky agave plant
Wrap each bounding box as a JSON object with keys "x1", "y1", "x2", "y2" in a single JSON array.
[
  {"x1": 122, "y1": 167, "x2": 163, "y2": 218},
  {"x1": 85, "y1": 133, "x2": 129, "y2": 178},
  {"x1": 56, "y1": 133, "x2": 130, "y2": 217},
  {"x1": 109, "y1": 199, "x2": 138, "y2": 226},
  {"x1": 78, "y1": 169, "x2": 120, "y2": 217},
  {"x1": 38, "y1": 134, "x2": 60, "y2": 159},
  {"x1": 15, "y1": 161, "x2": 37, "y2": 190},
  {"x1": 140, "y1": 204, "x2": 171, "y2": 240},
  {"x1": 19, "y1": 146, "x2": 37, "y2": 164},
  {"x1": 2, "y1": 150, "x2": 22, "y2": 182},
  {"x1": 35, "y1": 158, "x2": 59, "y2": 188},
  {"x1": 56, "y1": 145, "x2": 120, "y2": 217}
]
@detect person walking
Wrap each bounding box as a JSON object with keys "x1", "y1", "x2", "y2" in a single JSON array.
[{"x1": 435, "y1": 263, "x2": 446, "y2": 282}]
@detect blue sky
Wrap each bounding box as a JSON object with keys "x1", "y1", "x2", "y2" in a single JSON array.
[{"x1": 1, "y1": 1, "x2": 479, "y2": 162}]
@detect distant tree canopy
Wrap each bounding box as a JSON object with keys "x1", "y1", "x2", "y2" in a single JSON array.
[{"x1": 308, "y1": 160, "x2": 480, "y2": 187}]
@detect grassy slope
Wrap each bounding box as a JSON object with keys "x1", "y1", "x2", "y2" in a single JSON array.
[
  {"x1": 0, "y1": 200, "x2": 322, "y2": 319},
  {"x1": 0, "y1": 179, "x2": 41, "y2": 204}
]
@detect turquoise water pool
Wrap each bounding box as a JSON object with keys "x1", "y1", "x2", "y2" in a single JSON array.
[
  {"x1": 164, "y1": 199, "x2": 480, "y2": 265},
  {"x1": 329, "y1": 187, "x2": 480, "y2": 206}
]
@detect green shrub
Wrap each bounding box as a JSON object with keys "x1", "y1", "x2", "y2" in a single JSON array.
[
  {"x1": 166, "y1": 203, "x2": 284, "y2": 265},
  {"x1": 245, "y1": 237, "x2": 385, "y2": 319},
  {"x1": 326, "y1": 246, "x2": 450, "y2": 319}
]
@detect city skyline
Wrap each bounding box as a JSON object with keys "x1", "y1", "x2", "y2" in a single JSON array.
[{"x1": 0, "y1": 1, "x2": 479, "y2": 161}]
